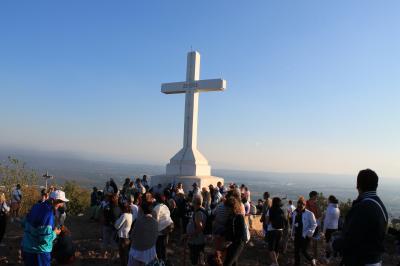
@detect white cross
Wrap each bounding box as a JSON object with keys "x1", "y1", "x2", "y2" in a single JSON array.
[{"x1": 162, "y1": 51, "x2": 226, "y2": 176}]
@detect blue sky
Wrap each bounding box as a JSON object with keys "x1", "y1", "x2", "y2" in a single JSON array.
[{"x1": 1, "y1": 1, "x2": 399, "y2": 177}]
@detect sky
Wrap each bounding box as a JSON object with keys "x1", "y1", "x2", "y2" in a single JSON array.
[{"x1": 0, "y1": 1, "x2": 399, "y2": 178}]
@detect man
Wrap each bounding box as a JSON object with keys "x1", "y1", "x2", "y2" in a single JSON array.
[
  {"x1": 291, "y1": 196, "x2": 317, "y2": 266},
  {"x1": 216, "y1": 181, "x2": 226, "y2": 196},
  {"x1": 11, "y1": 184, "x2": 22, "y2": 222},
  {"x1": 152, "y1": 195, "x2": 174, "y2": 263},
  {"x1": 22, "y1": 190, "x2": 69, "y2": 266},
  {"x1": 90, "y1": 187, "x2": 98, "y2": 220},
  {"x1": 186, "y1": 194, "x2": 207, "y2": 265},
  {"x1": 306, "y1": 191, "x2": 321, "y2": 258},
  {"x1": 333, "y1": 169, "x2": 388, "y2": 266}
]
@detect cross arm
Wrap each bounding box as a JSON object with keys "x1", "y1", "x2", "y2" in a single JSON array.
[{"x1": 161, "y1": 79, "x2": 226, "y2": 94}]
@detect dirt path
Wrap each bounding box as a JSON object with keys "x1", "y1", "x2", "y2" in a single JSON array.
[{"x1": 1, "y1": 213, "x2": 398, "y2": 265}]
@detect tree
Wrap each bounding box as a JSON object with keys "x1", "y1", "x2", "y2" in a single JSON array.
[
  {"x1": 63, "y1": 181, "x2": 90, "y2": 215},
  {"x1": 0, "y1": 156, "x2": 40, "y2": 214}
]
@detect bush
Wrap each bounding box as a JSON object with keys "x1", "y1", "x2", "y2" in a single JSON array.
[
  {"x1": 63, "y1": 181, "x2": 90, "y2": 215},
  {"x1": 0, "y1": 157, "x2": 40, "y2": 215}
]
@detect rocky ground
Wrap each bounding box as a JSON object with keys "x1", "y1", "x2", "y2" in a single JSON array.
[{"x1": 0, "y1": 213, "x2": 398, "y2": 266}]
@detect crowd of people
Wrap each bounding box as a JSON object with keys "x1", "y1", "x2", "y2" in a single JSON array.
[{"x1": 0, "y1": 169, "x2": 395, "y2": 266}]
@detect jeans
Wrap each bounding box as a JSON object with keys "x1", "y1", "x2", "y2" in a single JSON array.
[
  {"x1": 224, "y1": 240, "x2": 246, "y2": 266},
  {"x1": 294, "y1": 236, "x2": 313, "y2": 265},
  {"x1": 23, "y1": 251, "x2": 51, "y2": 266},
  {"x1": 156, "y1": 234, "x2": 168, "y2": 261}
]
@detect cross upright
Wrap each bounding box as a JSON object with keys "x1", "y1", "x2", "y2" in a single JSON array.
[{"x1": 162, "y1": 51, "x2": 226, "y2": 177}]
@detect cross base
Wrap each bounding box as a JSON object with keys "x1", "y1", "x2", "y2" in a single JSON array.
[
  {"x1": 149, "y1": 175, "x2": 224, "y2": 191},
  {"x1": 166, "y1": 147, "x2": 211, "y2": 176}
]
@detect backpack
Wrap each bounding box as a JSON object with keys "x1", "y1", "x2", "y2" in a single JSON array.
[
  {"x1": 193, "y1": 208, "x2": 213, "y2": 235},
  {"x1": 269, "y1": 207, "x2": 286, "y2": 230},
  {"x1": 225, "y1": 214, "x2": 249, "y2": 242}
]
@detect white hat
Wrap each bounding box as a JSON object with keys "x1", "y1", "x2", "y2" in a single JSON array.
[{"x1": 49, "y1": 190, "x2": 69, "y2": 202}]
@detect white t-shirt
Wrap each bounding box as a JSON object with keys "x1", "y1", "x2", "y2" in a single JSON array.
[
  {"x1": 130, "y1": 204, "x2": 139, "y2": 221},
  {"x1": 287, "y1": 204, "x2": 296, "y2": 216}
]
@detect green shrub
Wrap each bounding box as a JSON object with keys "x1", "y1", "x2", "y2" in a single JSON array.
[{"x1": 63, "y1": 181, "x2": 90, "y2": 215}]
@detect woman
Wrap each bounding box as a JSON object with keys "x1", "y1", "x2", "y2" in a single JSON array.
[
  {"x1": 128, "y1": 203, "x2": 159, "y2": 266},
  {"x1": 53, "y1": 226, "x2": 76, "y2": 264},
  {"x1": 265, "y1": 197, "x2": 287, "y2": 266},
  {"x1": 187, "y1": 194, "x2": 208, "y2": 265},
  {"x1": 201, "y1": 187, "x2": 211, "y2": 212},
  {"x1": 291, "y1": 196, "x2": 318, "y2": 266},
  {"x1": 0, "y1": 192, "x2": 10, "y2": 244},
  {"x1": 323, "y1": 195, "x2": 340, "y2": 262},
  {"x1": 223, "y1": 196, "x2": 247, "y2": 266},
  {"x1": 115, "y1": 203, "x2": 133, "y2": 266}
]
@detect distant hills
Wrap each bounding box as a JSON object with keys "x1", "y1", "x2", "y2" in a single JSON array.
[{"x1": 1, "y1": 146, "x2": 399, "y2": 217}]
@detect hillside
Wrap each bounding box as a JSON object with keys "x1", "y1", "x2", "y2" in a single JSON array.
[{"x1": 1, "y1": 212, "x2": 398, "y2": 266}]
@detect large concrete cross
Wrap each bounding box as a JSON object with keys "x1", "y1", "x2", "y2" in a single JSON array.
[{"x1": 162, "y1": 51, "x2": 226, "y2": 177}]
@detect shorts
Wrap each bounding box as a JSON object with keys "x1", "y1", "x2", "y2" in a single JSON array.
[
  {"x1": 325, "y1": 228, "x2": 337, "y2": 243},
  {"x1": 266, "y1": 230, "x2": 283, "y2": 252}
]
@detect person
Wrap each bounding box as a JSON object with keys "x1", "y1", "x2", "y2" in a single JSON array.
[
  {"x1": 141, "y1": 175, "x2": 149, "y2": 190},
  {"x1": 136, "y1": 179, "x2": 146, "y2": 195},
  {"x1": 217, "y1": 181, "x2": 227, "y2": 196},
  {"x1": 152, "y1": 195, "x2": 174, "y2": 262},
  {"x1": 128, "y1": 194, "x2": 139, "y2": 224},
  {"x1": 104, "y1": 181, "x2": 114, "y2": 196},
  {"x1": 186, "y1": 194, "x2": 208, "y2": 265},
  {"x1": 191, "y1": 183, "x2": 201, "y2": 197},
  {"x1": 122, "y1": 178, "x2": 131, "y2": 198},
  {"x1": 286, "y1": 200, "x2": 296, "y2": 228},
  {"x1": 210, "y1": 185, "x2": 222, "y2": 209},
  {"x1": 128, "y1": 203, "x2": 159, "y2": 266},
  {"x1": 244, "y1": 187, "x2": 251, "y2": 203},
  {"x1": 256, "y1": 199, "x2": 264, "y2": 215},
  {"x1": 265, "y1": 197, "x2": 287, "y2": 266},
  {"x1": 52, "y1": 225, "x2": 76, "y2": 264},
  {"x1": 11, "y1": 184, "x2": 22, "y2": 222},
  {"x1": 323, "y1": 195, "x2": 340, "y2": 262},
  {"x1": 55, "y1": 201, "x2": 67, "y2": 228},
  {"x1": 260, "y1": 192, "x2": 271, "y2": 235},
  {"x1": 115, "y1": 203, "x2": 133, "y2": 266},
  {"x1": 39, "y1": 189, "x2": 49, "y2": 203},
  {"x1": 306, "y1": 191, "x2": 321, "y2": 258},
  {"x1": 291, "y1": 196, "x2": 317, "y2": 266},
  {"x1": 22, "y1": 190, "x2": 69, "y2": 266},
  {"x1": 90, "y1": 187, "x2": 99, "y2": 220},
  {"x1": 201, "y1": 187, "x2": 211, "y2": 212},
  {"x1": 175, "y1": 182, "x2": 184, "y2": 195},
  {"x1": 223, "y1": 196, "x2": 247, "y2": 266},
  {"x1": 102, "y1": 194, "x2": 121, "y2": 254},
  {"x1": 0, "y1": 192, "x2": 10, "y2": 245},
  {"x1": 332, "y1": 169, "x2": 388, "y2": 266},
  {"x1": 109, "y1": 178, "x2": 119, "y2": 194}
]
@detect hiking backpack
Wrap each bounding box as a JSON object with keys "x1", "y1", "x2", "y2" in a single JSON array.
[{"x1": 193, "y1": 208, "x2": 213, "y2": 235}]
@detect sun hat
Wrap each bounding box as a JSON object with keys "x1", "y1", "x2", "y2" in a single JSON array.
[{"x1": 49, "y1": 190, "x2": 69, "y2": 202}]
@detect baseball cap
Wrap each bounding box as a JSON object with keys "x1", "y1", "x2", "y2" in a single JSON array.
[{"x1": 49, "y1": 190, "x2": 69, "y2": 202}]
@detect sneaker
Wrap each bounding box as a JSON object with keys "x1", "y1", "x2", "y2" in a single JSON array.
[{"x1": 311, "y1": 259, "x2": 317, "y2": 266}]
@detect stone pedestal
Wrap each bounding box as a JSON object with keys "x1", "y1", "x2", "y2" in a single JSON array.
[{"x1": 150, "y1": 175, "x2": 223, "y2": 191}]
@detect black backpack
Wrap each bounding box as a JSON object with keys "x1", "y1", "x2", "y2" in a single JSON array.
[
  {"x1": 225, "y1": 214, "x2": 247, "y2": 242},
  {"x1": 269, "y1": 207, "x2": 286, "y2": 230},
  {"x1": 193, "y1": 208, "x2": 213, "y2": 235}
]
